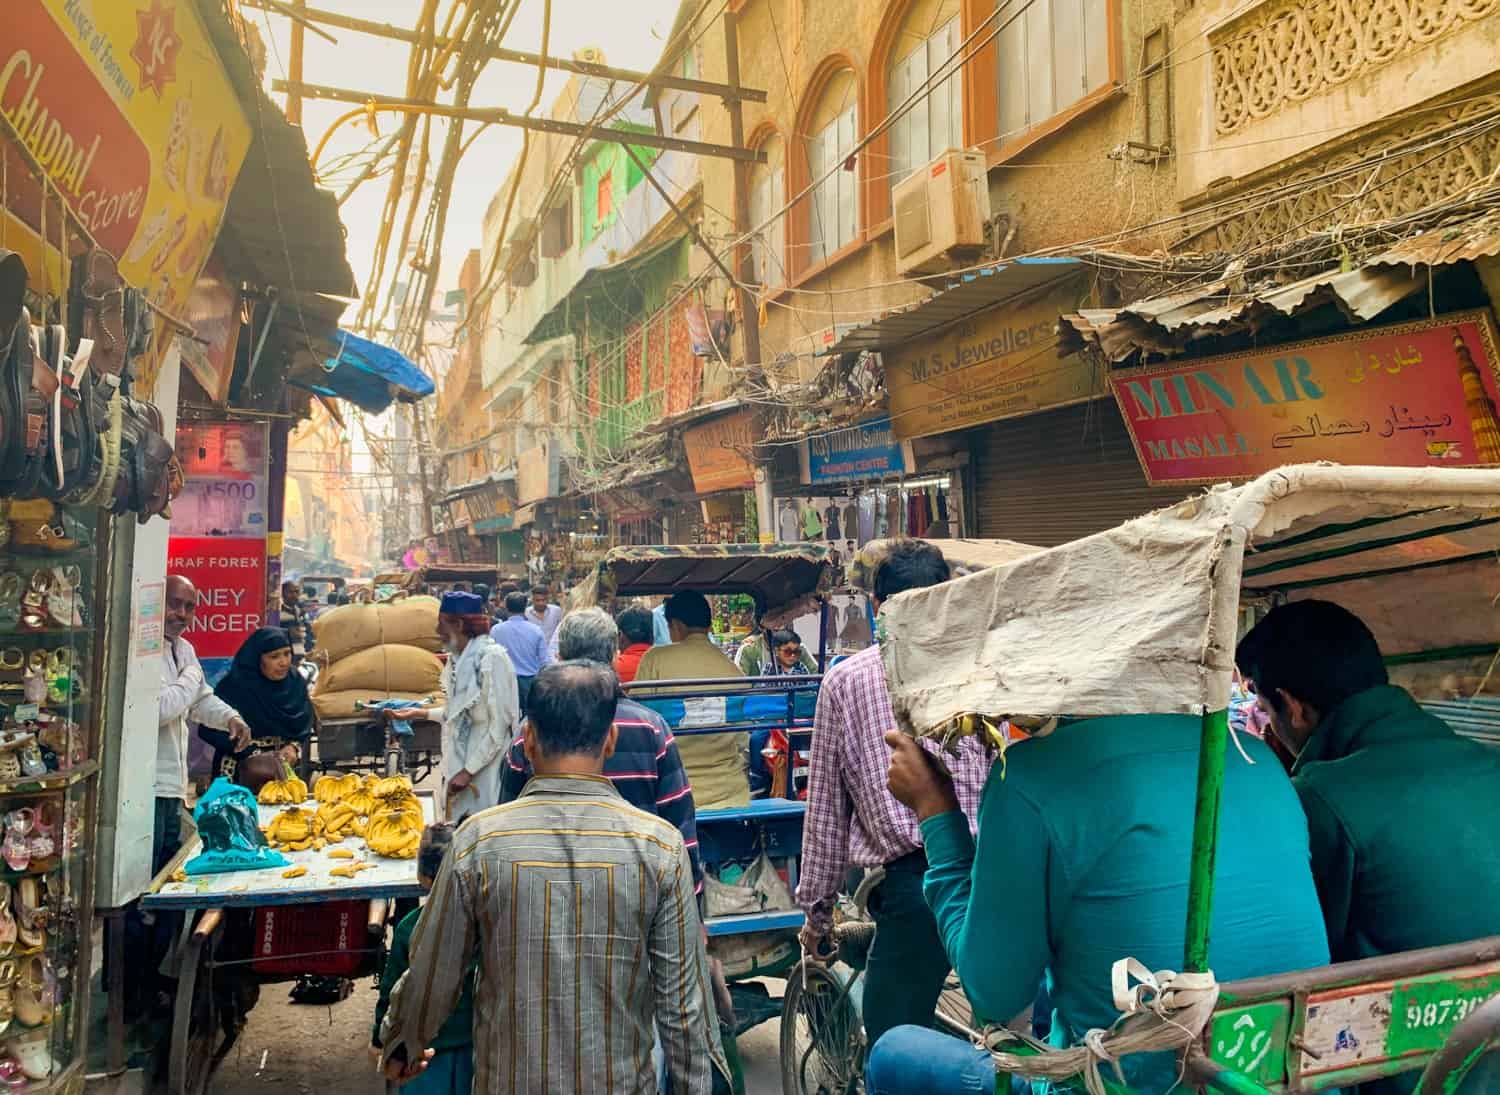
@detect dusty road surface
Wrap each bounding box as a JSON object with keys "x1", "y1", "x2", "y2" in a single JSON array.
[{"x1": 210, "y1": 976, "x2": 785, "y2": 1094}]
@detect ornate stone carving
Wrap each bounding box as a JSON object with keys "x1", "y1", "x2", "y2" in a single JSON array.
[
  {"x1": 1212, "y1": 0, "x2": 1500, "y2": 135},
  {"x1": 1180, "y1": 92, "x2": 1500, "y2": 251}
]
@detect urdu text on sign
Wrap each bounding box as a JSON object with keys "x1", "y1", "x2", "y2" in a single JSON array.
[{"x1": 1110, "y1": 309, "x2": 1500, "y2": 484}]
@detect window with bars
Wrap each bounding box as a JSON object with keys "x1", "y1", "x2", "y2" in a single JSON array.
[
  {"x1": 808, "y1": 104, "x2": 858, "y2": 266},
  {"x1": 888, "y1": 15, "x2": 963, "y2": 190},
  {"x1": 996, "y1": 0, "x2": 1110, "y2": 144}
]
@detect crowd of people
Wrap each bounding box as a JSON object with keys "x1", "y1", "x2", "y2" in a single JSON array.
[{"x1": 134, "y1": 549, "x2": 1500, "y2": 1094}]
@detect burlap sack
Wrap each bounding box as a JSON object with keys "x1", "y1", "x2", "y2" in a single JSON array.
[
  {"x1": 311, "y1": 689, "x2": 444, "y2": 722},
  {"x1": 312, "y1": 597, "x2": 443, "y2": 665},
  {"x1": 317, "y1": 644, "x2": 443, "y2": 696}
]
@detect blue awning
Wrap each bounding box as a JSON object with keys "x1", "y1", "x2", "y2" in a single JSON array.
[{"x1": 291, "y1": 330, "x2": 436, "y2": 413}]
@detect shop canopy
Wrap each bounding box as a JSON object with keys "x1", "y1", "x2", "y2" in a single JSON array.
[
  {"x1": 568, "y1": 543, "x2": 834, "y2": 619},
  {"x1": 292, "y1": 330, "x2": 436, "y2": 413},
  {"x1": 1058, "y1": 209, "x2": 1500, "y2": 366},
  {"x1": 819, "y1": 256, "x2": 1086, "y2": 355},
  {"x1": 524, "y1": 238, "x2": 685, "y2": 345}
]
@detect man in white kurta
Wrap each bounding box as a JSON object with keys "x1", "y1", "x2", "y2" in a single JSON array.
[{"x1": 390, "y1": 591, "x2": 519, "y2": 821}]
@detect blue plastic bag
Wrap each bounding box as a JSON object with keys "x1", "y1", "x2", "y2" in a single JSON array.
[{"x1": 184, "y1": 777, "x2": 289, "y2": 876}]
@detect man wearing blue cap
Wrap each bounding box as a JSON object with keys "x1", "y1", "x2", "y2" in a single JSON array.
[{"x1": 388, "y1": 591, "x2": 520, "y2": 820}]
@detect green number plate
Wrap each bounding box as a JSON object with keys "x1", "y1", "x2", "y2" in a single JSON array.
[
  {"x1": 1208, "y1": 1000, "x2": 1291, "y2": 1086},
  {"x1": 1386, "y1": 968, "x2": 1500, "y2": 1057}
]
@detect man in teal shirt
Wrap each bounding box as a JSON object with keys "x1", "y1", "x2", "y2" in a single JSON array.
[
  {"x1": 869, "y1": 715, "x2": 1331, "y2": 1093},
  {"x1": 1237, "y1": 600, "x2": 1500, "y2": 1094}
]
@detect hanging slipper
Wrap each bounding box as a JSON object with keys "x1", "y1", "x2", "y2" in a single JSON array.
[
  {"x1": 17, "y1": 573, "x2": 49, "y2": 633},
  {"x1": 0, "y1": 576, "x2": 19, "y2": 629},
  {"x1": 0, "y1": 650, "x2": 22, "y2": 695},
  {"x1": 21, "y1": 653, "x2": 45, "y2": 705}
]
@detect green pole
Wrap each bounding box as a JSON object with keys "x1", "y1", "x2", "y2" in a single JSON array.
[{"x1": 1184, "y1": 708, "x2": 1230, "y2": 973}]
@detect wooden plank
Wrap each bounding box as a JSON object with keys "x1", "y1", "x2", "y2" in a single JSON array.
[
  {"x1": 242, "y1": 0, "x2": 767, "y2": 102},
  {"x1": 271, "y1": 80, "x2": 768, "y2": 163}
]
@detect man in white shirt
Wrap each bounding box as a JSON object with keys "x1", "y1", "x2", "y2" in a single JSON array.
[
  {"x1": 525, "y1": 585, "x2": 563, "y2": 645},
  {"x1": 157, "y1": 575, "x2": 248, "y2": 871}
]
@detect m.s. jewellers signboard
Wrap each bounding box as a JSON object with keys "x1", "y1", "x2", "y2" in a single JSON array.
[{"x1": 1110, "y1": 310, "x2": 1500, "y2": 484}]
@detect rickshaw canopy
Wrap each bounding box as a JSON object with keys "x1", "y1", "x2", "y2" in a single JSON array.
[
  {"x1": 571, "y1": 543, "x2": 835, "y2": 618},
  {"x1": 879, "y1": 464, "x2": 1500, "y2": 738}
]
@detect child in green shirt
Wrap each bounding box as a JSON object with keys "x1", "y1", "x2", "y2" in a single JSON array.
[{"x1": 371, "y1": 824, "x2": 475, "y2": 1094}]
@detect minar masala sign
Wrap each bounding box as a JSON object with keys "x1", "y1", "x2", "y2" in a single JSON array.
[
  {"x1": 3, "y1": 0, "x2": 251, "y2": 388},
  {"x1": 1111, "y1": 310, "x2": 1500, "y2": 484}
]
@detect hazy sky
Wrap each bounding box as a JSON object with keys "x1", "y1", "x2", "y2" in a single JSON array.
[{"x1": 258, "y1": 0, "x2": 682, "y2": 307}]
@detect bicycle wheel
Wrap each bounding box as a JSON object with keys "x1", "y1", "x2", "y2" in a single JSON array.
[{"x1": 779, "y1": 961, "x2": 865, "y2": 1095}]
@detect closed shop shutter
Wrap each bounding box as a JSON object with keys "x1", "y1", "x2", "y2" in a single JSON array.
[{"x1": 973, "y1": 399, "x2": 1182, "y2": 546}]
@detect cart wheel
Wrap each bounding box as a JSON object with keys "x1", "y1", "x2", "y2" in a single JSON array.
[
  {"x1": 780, "y1": 961, "x2": 864, "y2": 1095},
  {"x1": 170, "y1": 920, "x2": 224, "y2": 1095}
]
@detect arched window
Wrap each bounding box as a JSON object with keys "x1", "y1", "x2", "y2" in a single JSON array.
[
  {"x1": 802, "y1": 67, "x2": 860, "y2": 268},
  {"x1": 887, "y1": 0, "x2": 963, "y2": 190},
  {"x1": 748, "y1": 130, "x2": 786, "y2": 291}
]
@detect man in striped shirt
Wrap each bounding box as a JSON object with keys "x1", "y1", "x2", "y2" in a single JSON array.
[
  {"x1": 381, "y1": 660, "x2": 729, "y2": 1094},
  {"x1": 498, "y1": 607, "x2": 702, "y2": 893},
  {"x1": 795, "y1": 539, "x2": 994, "y2": 1048}
]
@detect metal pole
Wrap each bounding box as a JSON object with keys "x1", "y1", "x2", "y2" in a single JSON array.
[
  {"x1": 286, "y1": 0, "x2": 306, "y2": 125},
  {"x1": 1184, "y1": 707, "x2": 1230, "y2": 973},
  {"x1": 620, "y1": 144, "x2": 741, "y2": 289},
  {"x1": 722, "y1": 9, "x2": 762, "y2": 372}
]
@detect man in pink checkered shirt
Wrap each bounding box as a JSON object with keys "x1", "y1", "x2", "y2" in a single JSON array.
[{"x1": 795, "y1": 540, "x2": 993, "y2": 1047}]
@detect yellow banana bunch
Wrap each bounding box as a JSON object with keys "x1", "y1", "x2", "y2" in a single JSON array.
[
  {"x1": 315, "y1": 800, "x2": 361, "y2": 840},
  {"x1": 345, "y1": 787, "x2": 376, "y2": 818},
  {"x1": 314, "y1": 772, "x2": 362, "y2": 804},
  {"x1": 370, "y1": 775, "x2": 414, "y2": 799},
  {"x1": 365, "y1": 805, "x2": 422, "y2": 859},
  {"x1": 264, "y1": 807, "x2": 324, "y2": 851},
  {"x1": 258, "y1": 775, "x2": 309, "y2": 805}
]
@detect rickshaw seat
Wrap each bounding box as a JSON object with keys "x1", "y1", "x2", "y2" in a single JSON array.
[{"x1": 698, "y1": 798, "x2": 806, "y2": 825}]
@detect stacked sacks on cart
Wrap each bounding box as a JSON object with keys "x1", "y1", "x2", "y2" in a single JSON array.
[{"x1": 310, "y1": 597, "x2": 447, "y2": 719}]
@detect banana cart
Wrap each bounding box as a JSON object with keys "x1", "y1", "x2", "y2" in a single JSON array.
[{"x1": 141, "y1": 794, "x2": 436, "y2": 1095}]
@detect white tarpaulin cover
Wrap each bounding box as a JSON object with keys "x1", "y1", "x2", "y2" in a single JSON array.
[{"x1": 880, "y1": 464, "x2": 1500, "y2": 736}]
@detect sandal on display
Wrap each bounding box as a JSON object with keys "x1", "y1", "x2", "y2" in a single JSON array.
[
  {"x1": 20, "y1": 653, "x2": 44, "y2": 707},
  {"x1": 16, "y1": 574, "x2": 48, "y2": 634},
  {"x1": 13, "y1": 957, "x2": 48, "y2": 1028},
  {"x1": 0, "y1": 753, "x2": 18, "y2": 785},
  {"x1": 23, "y1": 811, "x2": 51, "y2": 866},
  {"x1": 11, "y1": 1027, "x2": 54, "y2": 1078},
  {"x1": 43, "y1": 649, "x2": 72, "y2": 706},
  {"x1": 14, "y1": 747, "x2": 42, "y2": 782},
  {"x1": 1, "y1": 814, "x2": 29, "y2": 873},
  {"x1": 0, "y1": 891, "x2": 13, "y2": 956},
  {"x1": 0, "y1": 650, "x2": 22, "y2": 694},
  {"x1": 0, "y1": 1052, "x2": 23, "y2": 1089}
]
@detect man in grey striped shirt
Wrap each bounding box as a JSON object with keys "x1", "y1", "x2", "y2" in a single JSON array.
[{"x1": 381, "y1": 660, "x2": 729, "y2": 1094}]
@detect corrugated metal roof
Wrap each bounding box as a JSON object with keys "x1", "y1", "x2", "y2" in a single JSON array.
[
  {"x1": 822, "y1": 257, "x2": 1085, "y2": 355},
  {"x1": 1058, "y1": 209, "x2": 1500, "y2": 365}
]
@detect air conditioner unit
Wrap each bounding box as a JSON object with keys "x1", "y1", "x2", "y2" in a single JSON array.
[{"x1": 893, "y1": 149, "x2": 991, "y2": 277}]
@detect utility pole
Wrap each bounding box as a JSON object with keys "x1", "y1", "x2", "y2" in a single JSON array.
[
  {"x1": 286, "y1": 0, "x2": 306, "y2": 125},
  {"x1": 722, "y1": 11, "x2": 760, "y2": 373},
  {"x1": 723, "y1": 10, "x2": 774, "y2": 543}
]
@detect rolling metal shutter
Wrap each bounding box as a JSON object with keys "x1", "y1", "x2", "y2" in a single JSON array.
[{"x1": 972, "y1": 399, "x2": 1182, "y2": 546}]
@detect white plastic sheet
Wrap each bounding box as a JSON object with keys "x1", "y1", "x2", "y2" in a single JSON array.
[{"x1": 880, "y1": 464, "x2": 1500, "y2": 735}]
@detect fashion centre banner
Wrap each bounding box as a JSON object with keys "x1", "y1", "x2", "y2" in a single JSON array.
[
  {"x1": 1111, "y1": 310, "x2": 1500, "y2": 484},
  {"x1": 3, "y1": 0, "x2": 251, "y2": 387},
  {"x1": 800, "y1": 416, "x2": 912, "y2": 485}
]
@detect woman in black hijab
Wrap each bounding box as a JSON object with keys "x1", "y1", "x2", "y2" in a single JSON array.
[{"x1": 203, "y1": 627, "x2": 313, "y2": 784}]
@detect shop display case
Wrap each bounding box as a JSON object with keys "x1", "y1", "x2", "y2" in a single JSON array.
[{"x1": 0, "y1": 498, "x2": 105, "y2": 1092}]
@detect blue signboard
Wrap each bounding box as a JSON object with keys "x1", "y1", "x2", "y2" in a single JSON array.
[{"x1": 804, "y1": 416, "x2": 908, "y2": 484}]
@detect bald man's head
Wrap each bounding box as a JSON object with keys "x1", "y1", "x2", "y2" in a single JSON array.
[{"x1": 165, "y1": 575, "x2": 199, "y2": 642}]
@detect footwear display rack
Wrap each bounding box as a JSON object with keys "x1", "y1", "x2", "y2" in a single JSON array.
[{"x1": 0, "y1": 498, "x2": 103, "y2": 1093}]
